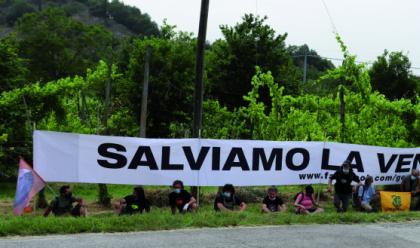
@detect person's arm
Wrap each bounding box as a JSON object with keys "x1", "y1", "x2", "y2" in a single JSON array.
[
  {"x1": 75, "y1": 197, "x2": 85, "y2": 206},
  {"x1": 181, "y1": 194, "x2": 196, "y2": 212},
  {"x1": 279, "y1": 204, "x2": 287, "y2": 212},
  {"x1": 145, "y1": 200, "x2": 151, "y2": 213},
  {"x1": 400, "y1": 177, "x2": 406, "y2": 192},
  {"x1": 353, "y1": 174, "x2": 362, "y2": 186},
  {"x1": 294, "y1": 194, "x2": 305, "y2": 209},
  {"x1": 262, "y1": 203, "x2": 271, "y2": 213},
  {"x1": 187, "y1": 196, "x2": 196, "y2": 206},
  {"x1": 169, "y1": 194, "x2": 177, "y2": 214},
  {"x1": 239, "y1": 202, "x2": 247, "y2": 212},
  {"x1": 43, "y1": 206, "x2": 52, "y2": 217},
  {"x1": 328, "y1": 173, "x2": 336, "y2": 192},
  {"x1": 44, "y1": 199, "x2": 55, "y2": 217},
  {"x1": 217, "y1": 202, "x2": 231, "y2": 212}
]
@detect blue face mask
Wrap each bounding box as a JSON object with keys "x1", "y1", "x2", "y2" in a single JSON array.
[
  {"x1": 174, "y1": 189, "x2": 181, "y2": 194},
  {"x1": 411, "y1": 175, "x2": 417, "y2": 181},
  {"x1": 223, "y1": 192, "x2": 231, "y2": 198}
]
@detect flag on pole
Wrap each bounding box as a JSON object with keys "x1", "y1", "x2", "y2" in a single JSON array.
[{"x1": 13, "y1": 158, "x2": 46, "y2": 215}]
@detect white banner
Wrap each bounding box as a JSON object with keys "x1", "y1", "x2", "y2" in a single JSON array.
[{"x1": 33, "y1": 131, "x2": 420, "y2": 186}]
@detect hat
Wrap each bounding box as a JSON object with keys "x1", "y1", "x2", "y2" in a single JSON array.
[{"x1": 342, "y1": 159, "x2": 351, "y2": 166}]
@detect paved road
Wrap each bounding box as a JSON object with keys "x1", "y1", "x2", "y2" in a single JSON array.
[{"x1": 1, "y1": 222, "x2": 420, "y2": 248}]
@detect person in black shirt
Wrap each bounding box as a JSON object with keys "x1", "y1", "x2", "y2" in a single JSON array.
[
  {"x1": 328, "y1": 160, "x2": 361, "y2": 212},
  {"x1": 214, "y1": 184, "x2": 246, "y2": 212},
  {"x1": 168, "y1": 180, "x2": 197, "y2": 214},
  {"x1": 262, "y1": 186, "x2": 287, "y2": 213},
  {"x1": 44, "y1": 185, "x2": 86, "y2": 217},
  {"x1": 115, "y1": 186, "x2": 150, "y2": 215}
]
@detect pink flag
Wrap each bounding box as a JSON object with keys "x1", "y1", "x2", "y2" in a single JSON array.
[{"x1": 13, "y1": 158, "x2": 46, "y2": 215}]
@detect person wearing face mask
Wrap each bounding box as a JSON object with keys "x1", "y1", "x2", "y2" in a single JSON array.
[
  {"x1": 168, "y1": 180, "x2": 197, "y2": 214},
  {"x1": 328, "y1": 160, "x2": 361, "y2": 212},
  {"x1": 357, "y1": 176, "x2": 378, "y2": 212},
  {"x1": 214, "y1": 184, "x2": 246, "y2": 212},
  {"x1": 262, "y1": 187, "x2": 287, "y2": 213},
  {"x1": 400, "y1": 169, "x2": 420, "y2": 210},
  {"x1": 44, "y1": 185, "x2": 86, "y2": 217}
]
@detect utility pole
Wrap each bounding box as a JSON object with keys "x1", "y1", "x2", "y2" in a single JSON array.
[
  {"x1": 303, "y1": 49, "x2": 308, "y2": 83},
  {"x1": 98, "y1": 62, "x2": 113, "y2": 207},
  {"x1": 140, "y1": 46, "x2": 151, "y2": 138},
  {"x1": 339, "y1": 86, "x2": 345, "y2": 143},
  {"x1": 192, "y1": 0, "x2": 210, "y2": 200}
]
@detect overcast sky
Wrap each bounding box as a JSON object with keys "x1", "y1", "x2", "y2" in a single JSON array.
[{"x1": 123, "y1": 0, "x2": 420, "y2": 74}]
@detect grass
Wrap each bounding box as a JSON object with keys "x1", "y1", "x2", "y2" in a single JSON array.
[{"x1": 1, "y1": 182, "x2": 420, "y2": 237}]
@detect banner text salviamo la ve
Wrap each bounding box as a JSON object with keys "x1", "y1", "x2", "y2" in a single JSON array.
[{"x1": 33, "y1": 131, "x2": 420, "y2": 186}]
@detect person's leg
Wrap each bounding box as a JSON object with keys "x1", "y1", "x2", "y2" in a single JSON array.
[
  {"x1": 189, "y1": 202, "x2": 198, "y2": 212},
  {"x1": 71, "y1": 204, "x2": 82, "y2": 217},
  {"x1": 361, "y1": 202, "x2": 372, "y2": 212},
  {"x1": 312, "y1": 207, "x2": 324, "y2": 214},
  {"x1": 334, "y1": 193, "x2": 342, "y2": 212},
  {"x1": 341, "y1": 194, "x2": 350, "y2": 212},
  {"x1": 411, "y1": 195, "x2": 420, "y2": 211}
]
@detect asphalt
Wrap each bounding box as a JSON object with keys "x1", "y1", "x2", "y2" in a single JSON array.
[{"x1": 1, "y1": 222, "x2": 419, "y2": 248}]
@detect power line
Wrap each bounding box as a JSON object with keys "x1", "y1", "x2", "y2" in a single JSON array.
[
  {"x1": 320, "y1": 0, "x2": 338, "y2": 35},
  {"x1": 292, "y1": 54, "x2": 420, "y2": 71}
]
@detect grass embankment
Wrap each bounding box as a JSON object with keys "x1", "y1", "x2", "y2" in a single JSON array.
[{"x1": 1, "y1": 183, "x2": 420, "y2": 237}]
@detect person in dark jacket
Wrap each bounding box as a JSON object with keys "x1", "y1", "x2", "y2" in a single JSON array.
[
  {"x1": 400, "y1": 169, "x2": 420, "y2": 210},
  {"x1": 168, "y1": 180, "x2": 197, "y2": 214},
  {"x1": 115, "y1": 186, "x2": 150, "y2": 215},
  {"x1": 214, "y1": 184, "x2": 246, "y2": 212},
  {"x1": 328, "y1": 160, "x2": 361, "y2": 212}
]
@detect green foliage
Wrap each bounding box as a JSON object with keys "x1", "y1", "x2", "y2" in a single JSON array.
[
  {"x1": 0, "y1": 36, "x2": 27, "y2": 93},
  {"x1": 0, "y1": 200, "x2": 419, "y2": 237},
  {"x1": 107, "y1": 0, "x2": 159, "y2": 36},
  {"x1": 121, "y1": 31, "x2": 196, "y2": 137},
  {"x1": 5, "y1": 0, "x2": 36, "y2": 26},
  {"x1": 15, "y1": 7, "x2": 113, "y2": 83},
  {"x1": 370, "y1": 50, "x2": 418, "y2": 100},
  {"x1": 207, "y1": 14, "x2": 299, "y2": 109}
]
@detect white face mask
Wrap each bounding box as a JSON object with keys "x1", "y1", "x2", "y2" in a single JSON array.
[
  {"x1": 223, "y1": 192, "x2": 231, "y2": 198},
  {"x1": 343, "y1": 168, "x2": 350, "y2": 174},
  {"x1": 174, "y1": 189, "x2": 181, "y2": 194},
  {"x1": 411, "y1": 175, "x2": 417, "y2": 180}
]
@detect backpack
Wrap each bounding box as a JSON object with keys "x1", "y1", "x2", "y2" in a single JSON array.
[{"x1": 294, "y1": 192, "x2": 314, "y2": 205}]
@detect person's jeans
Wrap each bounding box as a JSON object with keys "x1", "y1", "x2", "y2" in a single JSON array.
[
  {"x1": 411, "y1": 195, "x2": 420, "y2": 211},
  {"x1": 334, "y1": 193, "x2": 351, "y2": 212}
]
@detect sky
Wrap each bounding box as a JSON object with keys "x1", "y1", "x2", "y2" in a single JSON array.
[{"x1": 122, "y1": 0, "x2": 420, "y2": 74}]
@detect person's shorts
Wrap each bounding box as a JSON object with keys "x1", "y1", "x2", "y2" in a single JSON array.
[{"x1": 307, "y1": 208, "x2": 317, "y2": 213}]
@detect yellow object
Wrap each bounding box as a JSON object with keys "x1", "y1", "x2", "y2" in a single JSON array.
[{"x1": 379, "y1": 191, "x2": 411, "y2": 212}]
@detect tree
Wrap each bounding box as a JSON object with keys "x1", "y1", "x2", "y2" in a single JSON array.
[
  {"x1": 207, "y1": 14, "x2": 299, "y2": 109},
  {"x1": 0, "y1": 36, "x2": 27, "y2": 93},
  {"x1": 15, "y1": 8, "x2": 113, "y2": 83},
  {"x1": 369, "y1": 50, "x2": 418, "y2": 100},
  {"x1": 5, "y1": 0, "x2": 36, "y2": 26},
  {"x1": 120, "y1": 26, "x2": 196, "y2": 137}
]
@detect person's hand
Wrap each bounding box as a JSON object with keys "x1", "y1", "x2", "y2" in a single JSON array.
[
  {"x1": 327, "y1": 187, "x2": 332, "y2": 193},
  {"x1": 182, "y1": 203, "x2": 190, "y2": 212}
]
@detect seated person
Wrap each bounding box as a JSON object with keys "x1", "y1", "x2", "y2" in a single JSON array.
[
  {"x1": 214, "y1": 184, "x2": 246, "y2": 212},
  {"x1": 294, "y1": 185, "x2": 323, "y2": 214},
  {"x1": 400, "y1": 169, "x2": 420, "y2": 210},
  {"x1": 115, "y1": 186, "x2": 150, "y2": 215},
  {"x1": 357, "y1": 176, "x2": 378, "y2": 212},
  {"x1": 168, "y1": 180, "x2": 197, "y2": 214},
  {"x1": 44, "y1": 185, "x2": 86, "y2": 217},
  {"x1": 262, "y1": 186, "x2": 287, "y2": 213}
]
